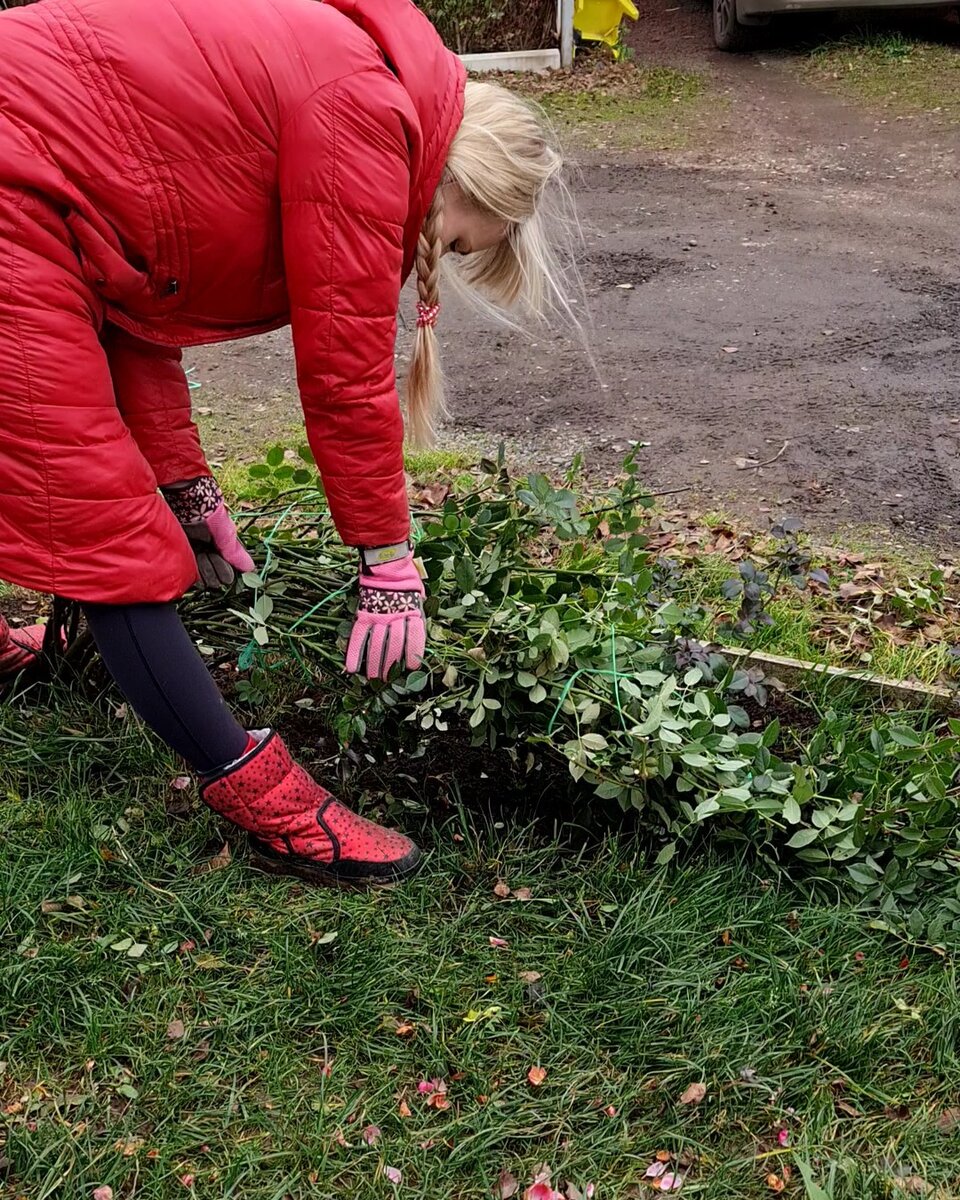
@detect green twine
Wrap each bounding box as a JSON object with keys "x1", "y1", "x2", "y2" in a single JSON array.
[
  {"x1": 546, "y1": 629, "x2": 630, "y2": 736},
  {"x1": 236, "y1": 499, "x2": 426, "y2": 671}
]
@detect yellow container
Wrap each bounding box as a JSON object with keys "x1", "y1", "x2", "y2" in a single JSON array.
[{"x1": 573, "y1": 0, "x2": 639, "y2": 56}]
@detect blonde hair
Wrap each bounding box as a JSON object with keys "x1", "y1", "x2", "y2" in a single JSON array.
[{"x1": 406, "y1": 80, "x2": 577, "y2": 446}]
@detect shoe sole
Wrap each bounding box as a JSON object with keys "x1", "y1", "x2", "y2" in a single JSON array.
[{"x1": 246, "y1": 838, "x2": 422, "y2": 890}]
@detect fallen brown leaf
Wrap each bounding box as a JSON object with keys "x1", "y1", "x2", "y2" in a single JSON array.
[
  {"x1": 937, "y1": 1107, "x2": 960, "y2": 1135},
  {"x1": 493, "y1": 1170, "x2": 519, "y2": 1199},
  {"x1": 493, "y1": 881, "x2": 511, "y2": 899},
  {"x1": 192, "y1": 841, "x2": 232, "y2": 876},
  {"x1": 512, "y1": 887, "x2": 533, "y2": 901},
  {"x1": 518, "y1": 971, "x2": 542, "y2": 985},
  {"x1": 680, "y1": 1081, "x2": 707, "y2": 1106},
  {"x1": 896, "y1": 1176, "x2": 929, "y2": 1195},
  {"x1": 398, "y1": 1100, "x2": 412, "y2": 1119},
  {"x1": 836, "y1": 1100, "x2": 860, "y2": 1118},
  {"x1": 166, "y1": 1019, "x2": 185, "y2": 1041}
]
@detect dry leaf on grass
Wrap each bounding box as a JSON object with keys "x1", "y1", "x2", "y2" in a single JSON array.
[
  {"x1": 166, "y1": 1019, "x2": 185, "y2": 1041},
  {"x1": 937, "y1": 1107, "x2": 960, "y2": 1135},
  {"x1": 519, "y1": 971, "x2": 542, "y2": 985},
  {"x1": 679, "y1": 1082, "x2": 707, "y2": 1105},
  {"x1": 192, "y1": 841, "x2": 232, "y2": 876},
  {"x1": 494, "y1": 1170, "x2": 519, "y2": 1199},
  {"x1": 494, "y1": 881, "x2": 511, "y2": 898}
]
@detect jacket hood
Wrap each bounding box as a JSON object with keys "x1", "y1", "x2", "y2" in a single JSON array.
[{"x1": 323, "y1": 0, "x2": 466, "y2": 274}]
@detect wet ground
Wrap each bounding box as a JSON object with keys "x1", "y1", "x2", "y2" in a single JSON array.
[{"x1": 186, "y1": 0, "x2": 960, "y2": 546}]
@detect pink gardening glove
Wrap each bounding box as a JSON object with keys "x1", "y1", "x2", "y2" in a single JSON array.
[
  {"x1": 345, "y1": 548, "x2": 426, "y2": 681},
  {"x1": 161, "y1": 476, "x2": 254, "y2": 589}
]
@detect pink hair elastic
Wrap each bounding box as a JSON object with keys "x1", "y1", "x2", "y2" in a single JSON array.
[{"x1": 416, "y1": 301, "x2": 440, "y2": 329}]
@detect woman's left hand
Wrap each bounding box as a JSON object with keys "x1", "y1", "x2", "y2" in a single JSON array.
[
  {"x1": 161, "y1": 476, "x2": 254, "y2": 589},
  {"x1": 346, "y1": 547, "x2": 426, "y2": 681}
]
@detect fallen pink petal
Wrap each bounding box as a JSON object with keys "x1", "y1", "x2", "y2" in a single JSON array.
[
  {"x1": 92, "y1": 1189, "x2": 113, "y2": 1200},
  {"x1": 524, "y1": 1184, "x2": 563, "y2": 1200},
  {"x1": 362, "y1": 1124, "x2": 381, "y2": 1146},
  {"x1": 645, "y1": 1163, "x2": 667, "y2": 1179},
  {"x1": 489, "y1": 936, "x2": 509, "y2": 948},
  {"x1": 777, "y1": 1129, "x2": 790, "y2": 1147},
  {"x1": 417, "y1": 1079, "x2": 436, "y2": 1094},
  {"x1": 586, "y1": 1187, "x2": 595, "y2": 1200},
  {"x1": 384, "y1": 1166, "x2": 402, "y2": 1185},
  {"x1": 659, "y1": 1174, "x2": 684, "y2": 1191},
  {"x1": 170, "y1": 775, "x2": 191, "y2": 790}
]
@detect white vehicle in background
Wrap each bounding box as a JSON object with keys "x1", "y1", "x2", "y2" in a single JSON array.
[{"x1": 713, "y1": 0, "x2": 950, "y2": 50}]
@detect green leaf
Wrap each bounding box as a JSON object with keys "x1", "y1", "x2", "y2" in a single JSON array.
[
  {"x1": 115, "y1": 1084, "x2": 139, "y2": 1101},
  {"x1": 782, "y1": 797, "x2": 802, "y2": 825},
  {"x1": 265, "y1": 445, "x2": 285, "y2": 468},
  {"x1": 581, "y1": 733, "x2": 608, "y2": 752},
  {"x1": 655, "y1": 842, "x2": 677, "y2": 866},
  {"x1": 468, "y1": 706, "x2": 485, "y2": 729},
  {"x1": 126, "y1": 942, "x2": 148, "y2": 959},
  {"x1": 695, "y1": 796, "x2": 721, "y2": 820},
  {"x1": 528, "y1": 684, "x2": 547, "y2": 704},
  {"x1": 786, "y1": 828, "x2": 820, "y2": 849},
  {"x1": 406, "y1": 671, "x2": 429, "y2": 693},
  {"x1": 455, "y1": 558, "x2": 477, "y2": 594},
  {"x1": 793, "y1": 1158, "x2": 832, "y2": 1200},
  {"x1": 889, "y1": 726, "x2": 922, "y2": 748},
  {"x1": 847, "y1": 863, "x2": 879, "y2": 886},
  {"x1": 291, "y1": 468, "x2": 313, "y2": 486},
  {"x1": 297, "y1": 443, "x2": 316, "y2": 465},
  {"x1": 517, "y1": 671, "x2": 538, "y2": 688},
  {"x1": 595, "y1": 782, "x2": 623, "y2": 800},
  {"x1": 636, "y1": 670, "x2": 666, "y2": 686},
  {"x1": 247, "y1": 464, "x2": 271, "y2": 479},
  {"x1": 253, "y1": 595, "x2": 274, "y2": 621}
]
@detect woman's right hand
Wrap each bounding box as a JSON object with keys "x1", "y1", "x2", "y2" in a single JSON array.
[{"x1": 345, "y1": 547, "x2": 426, "y2": 681}]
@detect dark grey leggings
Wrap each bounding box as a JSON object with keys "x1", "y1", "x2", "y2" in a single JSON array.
[{"x1": 82, "y1": 602, "x2": 249, "y2": 773}]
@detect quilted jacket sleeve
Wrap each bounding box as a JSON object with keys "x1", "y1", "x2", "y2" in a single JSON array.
[
  {"x1": 104, "y1": 326, "x2": 210, "y2": 487},
  {"x1": 278, "y1": 69, "x2": 411, "y2": 548}
]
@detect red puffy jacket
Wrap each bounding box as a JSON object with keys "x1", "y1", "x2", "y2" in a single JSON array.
[{"x1": 0, "y1": 0, "x2": 464, "y2": 603}]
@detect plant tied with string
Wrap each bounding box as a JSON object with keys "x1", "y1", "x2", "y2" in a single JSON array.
[{"x1": 185, "y1": 445, "x2": 960, "y2": 900}]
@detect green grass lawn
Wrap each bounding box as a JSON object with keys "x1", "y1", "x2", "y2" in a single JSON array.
[
  {"x1": 2, "y1": 687, "x2": 959, "y2": 1200},
  {"x1": 505, "y1": 63, "x2": 717, "y2": 152},
  {"x1": 796, "y1": 29, "x2": 960, "y2": 120}
]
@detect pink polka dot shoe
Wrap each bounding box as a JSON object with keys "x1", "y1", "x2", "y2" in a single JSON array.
[
  {"x1": 200, "y1": 729, "x2": 421, "y2": 887},
  {"x1": 0, "y1": 613, "x2": 46, "y2": 681}
]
